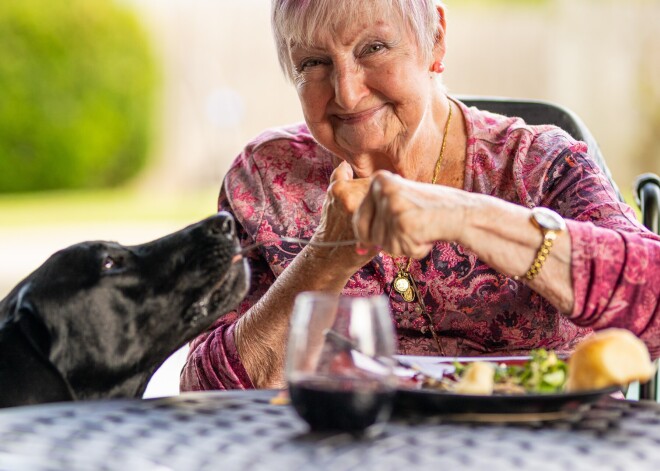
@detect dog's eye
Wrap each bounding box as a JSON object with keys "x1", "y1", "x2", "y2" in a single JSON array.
[{"x1": 102, "y1": 256, "x2": 118, "y2": 272}]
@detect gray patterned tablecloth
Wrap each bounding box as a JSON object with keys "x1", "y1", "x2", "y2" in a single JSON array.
[{"x1": 1, "y1": 390, "x2": 660, "y2": 471}]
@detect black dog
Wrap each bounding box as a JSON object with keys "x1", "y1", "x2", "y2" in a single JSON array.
[{"x1": 0, "y1": 212, "x2": 249, "y2": 408}]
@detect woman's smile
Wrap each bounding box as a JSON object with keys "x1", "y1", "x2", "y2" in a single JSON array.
[{"x1": 333, "y1": 104, "x2": 387, "y2": 125}]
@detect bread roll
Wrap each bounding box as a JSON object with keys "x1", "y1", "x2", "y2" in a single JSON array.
[
  {"x1": 567, "y1": 328, "x2": 655, "y2": 392},
  {"x1": 453, "y1": 361, "x2": 495, "y2": 395}
]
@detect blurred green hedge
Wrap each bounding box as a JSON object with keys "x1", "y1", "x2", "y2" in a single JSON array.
[{"x1": 0, "y1": 0, "x2": 159, "y2": 193}]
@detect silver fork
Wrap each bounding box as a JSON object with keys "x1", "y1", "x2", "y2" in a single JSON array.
[
  {"x1": 323, "y1": 328, "x2": 448, "y2": 385},
  {"x1": 232, "y1": 236, "x2": 359, "y2": 263}
]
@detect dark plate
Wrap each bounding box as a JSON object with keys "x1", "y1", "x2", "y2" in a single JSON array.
[{"x1": 393, "y1": 386, "x2": 620, "y2": 422}]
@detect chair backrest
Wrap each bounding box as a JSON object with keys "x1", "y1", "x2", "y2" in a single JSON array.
[
  {"x1": 635, "y1": 172, "x2": 660, "y2": 401},
  {"x1": 635, "y1": 173, "x2": 660, "y2": 233},
  {"x1": 457, "y1": 95, "x2": 624, "y2": 202}
]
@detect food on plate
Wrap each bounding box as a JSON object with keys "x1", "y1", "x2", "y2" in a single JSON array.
[
  {"x1": 417, "y1": 349, "x2": 568, "y2": 394},
  {"x1": 412, "y1": 328, "x2": 654, "y2": 395},
  {"x1": 493, "y1": 349, "x2": 568, "y2": 393},
  {"x1": 452, "y1": 362, "x2": 495, "y2": 395},
  {"x1": 566, "y1": 328, "x2": 655, "y2": 392}
]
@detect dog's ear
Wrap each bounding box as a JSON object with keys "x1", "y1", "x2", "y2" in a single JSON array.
[
  {"x1": 9, "y1": 283, "x2": 52, "y2": 360},
  {"x1": 12, "y1": 287, "x2": 53, "y2": 360},
  {"x1": 0, "y1": 286, "x2": 77, "y2": 406}
]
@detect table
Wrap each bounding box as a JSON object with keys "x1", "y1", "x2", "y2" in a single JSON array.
[{"x1": 1, "y1": 390, "x2": 660, "y2": 471}]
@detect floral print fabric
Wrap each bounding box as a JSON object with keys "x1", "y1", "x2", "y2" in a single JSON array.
[{"x1": 181, "y1": 98, "x2": 660, "y2": 391}]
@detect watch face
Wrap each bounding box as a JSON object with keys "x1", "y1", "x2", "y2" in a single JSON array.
[{"x1": 532, "y1": 207, "x2": 566, "y2": 231}]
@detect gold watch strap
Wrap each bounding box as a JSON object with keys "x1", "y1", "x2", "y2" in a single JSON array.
[
  {"x1": 515, "y1": 230, "x2": 558, "y2": 281},
  {"x1": 515, "y1": 207, "x2": 565, "y2": 282}
]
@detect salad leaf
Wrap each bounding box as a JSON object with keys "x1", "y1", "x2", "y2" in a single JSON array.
[{"x1": 454, "y1": 349, "x2": 568, "y2": 394}]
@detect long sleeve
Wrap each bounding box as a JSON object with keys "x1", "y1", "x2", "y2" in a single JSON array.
[
  {"x1": 180, "y1": 125, "x2": 322, "y2": 391},
  {"x1": 179, "y1": 185, "x2": 274, "y2": 390},
  {"x1": 567, "y1": 220, "x2": 660, "y2": 358},
  {"x1": 180, "y1": 313, "x2": 254, "y2": 390},
  {"x1": 181, "y1": 140, "x2": 274, "y2": 391}
]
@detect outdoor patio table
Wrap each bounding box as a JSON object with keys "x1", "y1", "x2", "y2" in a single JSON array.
[{"x1": 1, "y1": 389, "x2": 659, "y2": 470}]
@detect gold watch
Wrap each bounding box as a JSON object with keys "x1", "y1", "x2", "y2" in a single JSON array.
[{"x1": 515, "y1": 207, "x2": 566, "y2": 282}]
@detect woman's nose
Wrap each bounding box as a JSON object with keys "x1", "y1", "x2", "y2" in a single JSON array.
[{"x1": 332, "y1": 63, "x2": 368, "y2": 111}]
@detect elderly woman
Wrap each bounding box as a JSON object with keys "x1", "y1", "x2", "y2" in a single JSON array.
[{"x1": 181, "y1": 0, "x2": 660, "y2": 391}]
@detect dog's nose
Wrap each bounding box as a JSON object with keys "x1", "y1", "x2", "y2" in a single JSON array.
[{"x1": 209, "y1": 212, "x2": 236, "y2": 238}]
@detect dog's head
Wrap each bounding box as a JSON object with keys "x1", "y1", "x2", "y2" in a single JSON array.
[{"x1": 0, "y1": 212, "x2": 249, "y2": 402}]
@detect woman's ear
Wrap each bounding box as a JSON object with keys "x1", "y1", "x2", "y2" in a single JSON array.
[
  {"x1": 430, "y1": 4, "x2": 447, "y2": 68},
  {"x1": 437, "y1": 3, "x2": 447, "y2": 37},
  {"x1": 432, "y1": 4, "x2": 447, "y2": 62}
]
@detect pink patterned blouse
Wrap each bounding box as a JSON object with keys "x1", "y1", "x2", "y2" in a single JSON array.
[{"x1": 181, "y1": 99, "x2": 660, "y2": 391}]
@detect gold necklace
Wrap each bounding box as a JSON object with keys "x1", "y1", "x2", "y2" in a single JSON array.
[{"x1": 392, "y1": 100, "x2": 453, "y2": 303}]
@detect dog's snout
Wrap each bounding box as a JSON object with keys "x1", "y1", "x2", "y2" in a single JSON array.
[{"x1": 209, "y1": 212, "x2": 236, "y2": 238}]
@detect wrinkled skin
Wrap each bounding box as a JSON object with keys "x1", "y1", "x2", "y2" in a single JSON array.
[{"x1": 0, "y1": 213, "x2": 249, "y2": 407}]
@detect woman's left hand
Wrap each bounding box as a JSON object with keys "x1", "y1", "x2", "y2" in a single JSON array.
[
  {"x1": 353, "y1": 170, "x2": 575, "y2": 314},
  {"x1": 352, "y1": 170, "x2": 469, "y2": 258}
]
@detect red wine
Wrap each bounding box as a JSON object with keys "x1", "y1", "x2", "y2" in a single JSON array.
[{"x1": 289, "y1": 379, "x2": 394, "y2": 432}]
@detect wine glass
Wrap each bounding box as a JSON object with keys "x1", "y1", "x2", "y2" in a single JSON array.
[{"x1": 286, "y1": 292, "x2": 397, "y2": 435}]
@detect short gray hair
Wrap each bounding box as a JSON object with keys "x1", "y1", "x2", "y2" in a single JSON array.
[{"x1": 271, "y1": 0, "x2": 443, "y2": 82}]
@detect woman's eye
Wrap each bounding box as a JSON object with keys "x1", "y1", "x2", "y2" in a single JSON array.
[
  {"x1": 299, "y1": 58, "x2": 323, "y2": 71},
  {"x1": 363, "y1": 43, "x2": 385, "y2": 55},
  {"x1": 369, "y1": 44, "x2": 384, "y2": 53}
]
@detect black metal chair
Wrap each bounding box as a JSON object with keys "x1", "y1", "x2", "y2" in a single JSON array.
[
  {"x1": 635, "y1": 173, "x2": 660, "y2": 401},
  {"x1": 458, "y1": 96, "x2": 660, "y2": 401}
]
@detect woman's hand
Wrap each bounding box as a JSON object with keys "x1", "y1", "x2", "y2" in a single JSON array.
[
  {"x1": 311, "y1": 161, "x2": 379, "y2": 270},
  {"x1": 352, "y1": 170, "x2": 469, "y2": 259},
  {"x1": 353, "y1": 170, "x2": 575, "y2": 313},
  {"x1": 235, "y1": 161, "x2": 380, "y2": 388}
]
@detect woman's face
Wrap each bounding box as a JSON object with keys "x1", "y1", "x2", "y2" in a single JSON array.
[{"x1": 288, "y1": 6, "x2": 439, "y2": 174}]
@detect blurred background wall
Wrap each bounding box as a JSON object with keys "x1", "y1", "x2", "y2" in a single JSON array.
[{"x1": 130, "y1": 0, "x2": 660, "y2": 195}]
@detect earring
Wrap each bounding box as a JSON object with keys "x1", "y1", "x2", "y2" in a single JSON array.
[{"x1": 431, "y1": 61, "x2": 445, "y2": 74}]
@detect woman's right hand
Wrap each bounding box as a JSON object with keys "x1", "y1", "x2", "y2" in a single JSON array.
[
  {"x1": 235, "y1": 161, "x2": 378, "y2": 389},
  {"x1": 311, "y1": 161, "x2": 378, "y2": 272}
]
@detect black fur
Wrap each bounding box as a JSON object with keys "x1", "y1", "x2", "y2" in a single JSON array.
[{"x1": 0, "y1": 212, "x2": 248, "y2": 408}]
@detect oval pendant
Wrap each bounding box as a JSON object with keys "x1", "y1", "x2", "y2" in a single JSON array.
[
  {"x1": 393, "y1": 274, "x2": 411, "y2": 294},
  {"x1": 402, "y1": 287, "x2": 415, "y2": 303},
  {"x1": 393, "y1": 272, "x2": 416, "y2": 303}
]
